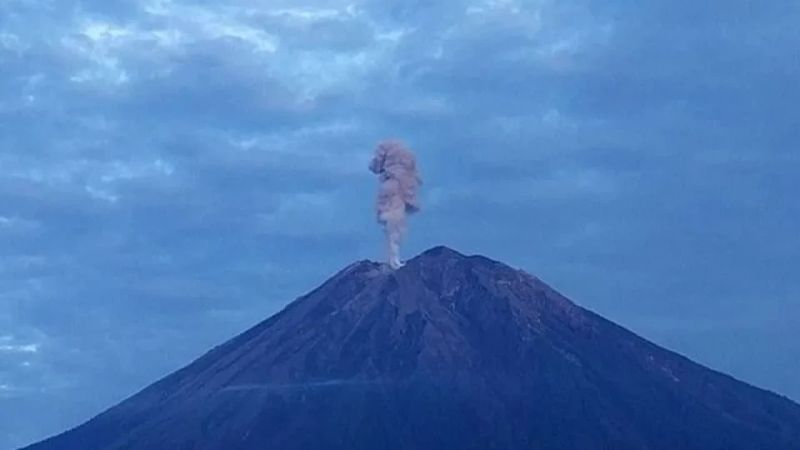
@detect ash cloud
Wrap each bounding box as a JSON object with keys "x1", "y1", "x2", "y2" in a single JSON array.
[{"x1": 369, "y1": 139, "x2": 422, "y2": 269}]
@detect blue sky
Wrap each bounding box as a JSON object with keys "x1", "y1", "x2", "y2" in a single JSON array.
[{"x1": 1, "y1": 0, "x2": 799, "y2": 448}]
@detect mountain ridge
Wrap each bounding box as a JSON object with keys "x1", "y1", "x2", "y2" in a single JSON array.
[{"x1": 22, "y1": 246, "x2": 800, "y2": 450}]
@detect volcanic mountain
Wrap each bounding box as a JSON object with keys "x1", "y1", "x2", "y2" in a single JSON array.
[{"x1": 23, "y1": 246, "x2": 800, "y2": 450}]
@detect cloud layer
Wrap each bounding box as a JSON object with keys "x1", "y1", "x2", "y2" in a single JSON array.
[{"x1": 1, "y1": 0, "x2": 799, "y2": 448}]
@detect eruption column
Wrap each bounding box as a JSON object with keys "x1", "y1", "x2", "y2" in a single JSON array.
[{"x1": 369, "y1": 140, "x2": 422, "y2": 269}]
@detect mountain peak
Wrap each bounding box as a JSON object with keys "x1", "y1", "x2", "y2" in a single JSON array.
[
  {"x1": 23, "y1": 247, "x2": 800, "y2": 450},
  {"x1": 412, "y1": 245, "x2": 467, "y2": 261}
]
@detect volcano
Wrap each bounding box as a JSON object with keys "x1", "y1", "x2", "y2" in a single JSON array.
[{"x1": 22, "y1": 246, "x2": 800, "y2": 450}]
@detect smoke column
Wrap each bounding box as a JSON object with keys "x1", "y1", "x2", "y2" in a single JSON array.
[{"x1": 369, "y1": 139, "x2": 422, "y2": 269}]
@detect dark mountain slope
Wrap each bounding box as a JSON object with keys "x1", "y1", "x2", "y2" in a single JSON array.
[{"x1": 23, "y1": 246, "x2": 800, "y2": 450}]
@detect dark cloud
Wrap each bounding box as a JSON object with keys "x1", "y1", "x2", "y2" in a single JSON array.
[{"x1": 1, "y1": 0, "x2": 799, "y2": 448}]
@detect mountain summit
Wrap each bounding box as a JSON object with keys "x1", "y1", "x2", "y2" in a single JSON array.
[{"x1": 23, "y1": 246, "x2": 800, "y2": 450}]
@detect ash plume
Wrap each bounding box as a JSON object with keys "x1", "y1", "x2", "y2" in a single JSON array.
[{"x1": 369, "y1": 139, "x2": 422, "y2": 269}]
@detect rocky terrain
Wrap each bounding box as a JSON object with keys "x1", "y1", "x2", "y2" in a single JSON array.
[{"x1": 23, "y1": 246, "x2": 800, "y2": 450}]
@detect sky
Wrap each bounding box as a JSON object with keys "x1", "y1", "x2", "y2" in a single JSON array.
[{"x1": 1, "y1": 0, "x2": 799, "y2": 448}]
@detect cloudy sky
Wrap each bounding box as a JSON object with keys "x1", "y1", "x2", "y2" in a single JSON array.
[{"x1": 1, "y1": 0, "x2": 798, "y2": 448}]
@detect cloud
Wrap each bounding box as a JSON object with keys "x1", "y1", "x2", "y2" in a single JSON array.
[
  {"x1": 0, "y1": 344, "x2": 39, "y2": 354},
  {"x1": 1, "y1": 0, "x2": 799, "y2": 449}
]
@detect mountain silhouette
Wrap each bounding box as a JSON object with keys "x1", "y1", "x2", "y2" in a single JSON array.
[{"x1": 22, "y1": 246, "x2": 800, "y2": 450}]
